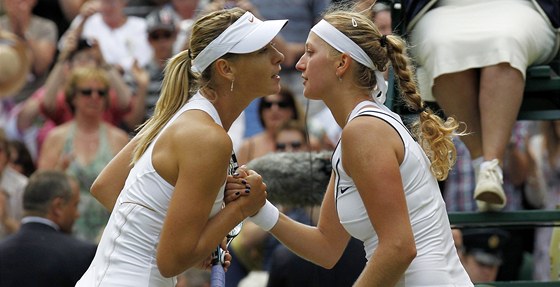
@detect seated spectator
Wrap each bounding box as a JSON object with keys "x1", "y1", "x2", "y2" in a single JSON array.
[
  {"x1": 0, "y1": 129, "x2": 28, "y2": 238},
  {"x1": 0, "y1": 0, "x2": 58, "y2": 103},
  {"x1": 0, "y1": 170, "x2": 97, "y2": 287},
  {"x1": 403, "y1": 0, "x2": 559, "y2": 210},
  {"x1": 459, "y1": 228, "x2": 510, "y2": 283},
  {"x1": 37, "y1": 66, "x2": 129, "y2": 242},
  {"x1": 237, "y1": 86, "x2": 307, "y2": 164}
]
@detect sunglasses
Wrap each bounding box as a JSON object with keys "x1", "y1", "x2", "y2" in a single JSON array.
[
  {"x1": 149, "y1": 30, "x2": 173, "y2": 41},
  {"x1": 78, "y1": 88, "x2": 108, "y2": 97},
  {"x1": 276, "y1": 141, "x2": 302, "y2": 151},
  {"x1": 263, "y1": 100, "x2": 291, "y2": 109}
]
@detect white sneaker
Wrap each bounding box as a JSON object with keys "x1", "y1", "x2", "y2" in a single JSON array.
[
  {"x1": 473, "y1": 159, "x2": 506, "y2": 209},
  {"x1": 476, "y1": 200, "x2": 505, "y2": 212}
]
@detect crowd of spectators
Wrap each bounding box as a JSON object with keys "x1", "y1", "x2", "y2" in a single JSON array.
[{"x1": 0, "y1": 0, "x2": 558, "y2": 286}]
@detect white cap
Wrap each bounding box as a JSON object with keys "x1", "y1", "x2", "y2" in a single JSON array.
[{"x1": 191, "y1": 12, "x2": 288, "y2": 73}]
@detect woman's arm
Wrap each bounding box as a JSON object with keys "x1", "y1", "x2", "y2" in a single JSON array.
[
  {"x1": 37, "y1": 127, "x2": 67, "y2": 170},
  {"x1": 343, "y1": 117, "x2": 416, "y2": 286},
  {"x1": 90, "y1": 136, "x2": 137, "y2": 211},
  {"x1": 267, "y1": 176, "x2": 352, "y2": 269},
  {"x1": 156, "y1": 114, "x2": 268, "y2": 277}
]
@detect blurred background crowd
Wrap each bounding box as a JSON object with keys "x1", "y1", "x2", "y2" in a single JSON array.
[{"x1": 0, "y1": 0, "x2": 558, "y2": 286}]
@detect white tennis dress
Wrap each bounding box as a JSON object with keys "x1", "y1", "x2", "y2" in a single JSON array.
[
  {"x1": 333, "y1": 101, "x2": 473, "y2": 286},
  {"x1": 76, "y1": 93, "x2": 228, "y2": 287}
]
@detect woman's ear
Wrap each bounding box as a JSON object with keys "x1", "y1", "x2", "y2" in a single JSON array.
[
  {"x1": 335, "y1": 53, "x2": 351, "y2": 78},
  {"x1": 215, "y1": 58, "x2": 235, "y2": 82}
]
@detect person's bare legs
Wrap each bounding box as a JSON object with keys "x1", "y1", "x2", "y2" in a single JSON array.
[
  {"x1": 433, "y1": 69, "x2": 482, "y2": 158},
  {"x1": 479, "y1": 63, "x2": 524, "y2": 164},
  {"x1": 434, "y1": 63, "x2": 524, "y2": 208}
]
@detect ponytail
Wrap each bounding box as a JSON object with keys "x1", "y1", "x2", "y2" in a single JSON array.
[
  {"x1": 132, "y1": 50, "x2": 195, "y2": 163},
  {"x1": 385, "y1": 35, "x2": 462, "y2": 180}
]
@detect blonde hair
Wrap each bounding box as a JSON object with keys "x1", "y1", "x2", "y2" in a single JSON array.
[
  {"x1": 64, "y1": 66, "x2": 110, "y2": 113},
  {"x1": 323, "y1": 9, "x2": 461, "y2": 180},
  {"x1": 132, "y1": 8, "x2": 246, "y2": 163}
]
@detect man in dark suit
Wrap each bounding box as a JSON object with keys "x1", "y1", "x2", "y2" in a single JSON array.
[{"x1": 0, "y1": 170, "x2": 97, "y2": 287}]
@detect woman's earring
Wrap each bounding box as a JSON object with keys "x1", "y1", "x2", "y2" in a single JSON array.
[
  {"x1": 230, "y1": 79, "x2": 234, "y2": 92},
  {"x1": 336, "y1": 73, "x2": 342, "y2": 82}
]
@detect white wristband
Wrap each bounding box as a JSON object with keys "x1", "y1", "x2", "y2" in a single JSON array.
[{"x1": 248, "y1": 200, "x2": 279, "y2": 231}]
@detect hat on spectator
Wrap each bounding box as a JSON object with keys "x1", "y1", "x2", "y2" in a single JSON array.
[
  {"x1": 462, "y1": 228, "x2": 509, "y2": 266},
  {"x1": 146, "y1": 9, "x2": 176, "y2": 33},
  {"x1": 0, "y1": 30, "x2": 30, "y2": 98}
]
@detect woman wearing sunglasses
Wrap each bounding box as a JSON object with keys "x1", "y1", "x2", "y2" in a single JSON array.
[
  {"x1": 37, "y1": 66, "x2": 129, "y2": 242},
  {"x1": 237, "y1": 85, "x2": 312, "y2": 165}
]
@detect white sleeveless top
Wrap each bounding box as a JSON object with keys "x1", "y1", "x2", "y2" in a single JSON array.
[
  {"x1": 76, "y1": 92, "x2": 231, "y2": 287},
  {"x1": 332, "y1": 101, "x2": 473, "y2": 286}
]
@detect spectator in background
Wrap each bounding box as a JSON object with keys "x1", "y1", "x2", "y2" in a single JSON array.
[
  {"x1": 7, "y1": 21, "x2": 132, "y2": 161},
  {"x1": 65, "y1": 0, "x2": 153, "y2": 75},
  {"x1": 361, "y1": 1, "x2": 392, "y2": 36},
  {"x1": 236, "y1": 86, "x2": 308, "y2": 164},
  {"x1": 525, "y1": 120, "x2": 560, "y2": 281},
  {"x1": 138, "y1": 8, "x2": 178, "y2": 122},
  {"x1": 274, "y1": 120, "x2": 309, "y2": 153},
  {"x1": 249, "y1": 0, "x2": 330, "y2": 117},
  {"x1": 0, "y1": 170, "x2": 97, "y2": 287},
  {"x1": 0, "y1": 0, "x2": 58, "y2": 103},
  {"x1": 443, "y1": 122, "x2": 533, "y2": 282},
  {"x1": 0, "y1": 29, "x2": 31, "y2": 130},
  {"x1": 0, "y1": 129, "x2": 28, "y2": 239},
  {"x1": 7, "y1": 139, "x2": 35, "y2": 177},
  {"x1": 156, "y1": 0, "x2": 209, "y2": 54},
  {"x1": 460, "y1": 228, "x2": 510, "y2": 284},
  {"x1": 403, "y1": 0, "x2": 558, "y2": 210},
  {"x1": 33, "y1": 0, "x2": 86, "y2": 39},
  {"x1": 37, "y1": 66, "x2": 129, "y2": 242}
]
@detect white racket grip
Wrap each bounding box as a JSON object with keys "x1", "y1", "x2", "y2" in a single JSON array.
[{"x1": 248, "y1": 200, "x2": 279, "y2": 231}]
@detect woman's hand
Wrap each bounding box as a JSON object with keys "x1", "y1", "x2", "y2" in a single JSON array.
[
  {"x1": 224, "y1": 166, "x2": 250, "y2": 204},
  {"x1": 235, "y1": 169, "x2": 267, "y2": 218},
  {"x1": 197, "y1": 239, "x2": 233, "y2": 271}
]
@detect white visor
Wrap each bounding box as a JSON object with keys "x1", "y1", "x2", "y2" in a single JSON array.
[{"x1": 191, "y1": 12, "x2": 288, "y2": 73}]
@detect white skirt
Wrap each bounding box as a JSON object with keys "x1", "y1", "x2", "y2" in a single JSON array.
[{"x1": 409, "y1": 0, "x2": 558, "y2": 101}]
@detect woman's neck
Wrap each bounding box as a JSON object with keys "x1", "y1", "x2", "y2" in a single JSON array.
[{"x1": 74, "y1": 114, "x2": 102, "y2": 132}]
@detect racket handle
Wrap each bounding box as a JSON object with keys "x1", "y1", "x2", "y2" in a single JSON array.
[{"x1": 210, "y1": 264, "x2": 226, "y2": 287}]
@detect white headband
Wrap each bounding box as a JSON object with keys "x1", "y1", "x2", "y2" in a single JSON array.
[
  {"x1": 191, "y1": 12, "x2": 287, "y2": 73},
  {"x1": 311, "y1": 19, "x2": 387, "y2": 104}
]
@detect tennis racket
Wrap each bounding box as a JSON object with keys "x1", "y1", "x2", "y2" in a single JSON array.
[{"x1": 210, "y1": 222, "x2": 243, "y2": 287}]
